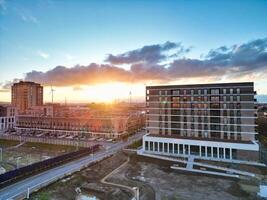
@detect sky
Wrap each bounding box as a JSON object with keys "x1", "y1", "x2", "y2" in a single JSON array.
[{"x1": 0, "y1": 0, "x2": 267, "y2": 103}]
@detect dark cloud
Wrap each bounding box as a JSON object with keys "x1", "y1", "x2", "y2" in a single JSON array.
[
  {"x1": 2, "y1": 39, "x2": 267, "y2": 88},
  {"x1": 164, "y1": 38, "x2": 267, "y2": 80},
  {"x1": 24, "y1": 64, "x2": 133, "y2": 86},
  {"x1": 105, "y1": 41, "x2": 188, "y2": 65}
]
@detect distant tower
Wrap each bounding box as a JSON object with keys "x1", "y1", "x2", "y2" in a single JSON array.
[
  {"x1": 129, "y1": 91, "x2": 132, "y2": 105},
  {"x1": 11, "y1": 81, "x2": 43, "y2": 114},
  {"x1": 50, "y1": 85, "x2": 55, "y2": 104}
]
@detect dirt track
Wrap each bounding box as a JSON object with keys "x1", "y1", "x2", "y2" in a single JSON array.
[{"x1": 31, "y1": 152, "x2": 265, "y2": 200}]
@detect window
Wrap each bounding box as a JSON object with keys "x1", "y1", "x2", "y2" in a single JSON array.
[
  {"x1": 213, "y1": 147, "x2": 218, "y2": 158},
  {"x1": 207, "y1": 147, "x2": 212, "y2": 157},
  {"x1": 179, "y1": 144, "x2": 183, "y2": 154},
  {"x1": 154, "y1": 142, "x2": 158, "y2": 151},
  {"x1": 164, "y1": 143, "x2": 168, "y2": 153},
  {"x1": 173, "y1": 90, "x2": 180, "y2": 95},
  {"x1": 145, "y1": 141, "x2": 149, "y2": 151},
  {"x1": 211, "y1": 89, "x2": 219, "y2": 95}
]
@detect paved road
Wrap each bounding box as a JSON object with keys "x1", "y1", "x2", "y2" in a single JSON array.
[{"x1": 0, "y1": 132, "x2": 144, "y2": 200}]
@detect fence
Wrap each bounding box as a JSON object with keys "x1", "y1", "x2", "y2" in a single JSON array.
[
  {"x1": 0, "y1": 144, "x2": 100, "y2": 188},
  {"x1": 0, "y1": 134, "x2": 93, "y2": 147}
]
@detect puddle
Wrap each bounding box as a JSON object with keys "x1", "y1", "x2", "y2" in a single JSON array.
[
  {"x1": 258, "y1": 185, "x2": 267, "y2": 198},
  {"x1": 76, "y1": 194, "x2": 99, "y2": 200}
]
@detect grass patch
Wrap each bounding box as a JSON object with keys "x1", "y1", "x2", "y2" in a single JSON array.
[
  {"x1": 23, "y1": 142, "x2": 77, "y2": 152},
  {"x1": 127, "y1": 139, "x2": 142, "y2": 149},
  {"x1": 0, "y1": 139, "x2": 20, "y2": 147}
]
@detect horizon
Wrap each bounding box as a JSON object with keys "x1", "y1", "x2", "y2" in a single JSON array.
[{"x1": 1, "y1": 0, "x2": 267, "y2": 103}]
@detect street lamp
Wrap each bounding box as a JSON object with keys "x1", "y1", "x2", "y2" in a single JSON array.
[
  {"x1": 132, "y1": 187, "x2": 139, "y2": 200},
  {"x1": 16, "y1": 156, "x2": 22, "y2": 169},
  {"x1": 0, "y1": 148, "x2": 2, "y2": 162}
]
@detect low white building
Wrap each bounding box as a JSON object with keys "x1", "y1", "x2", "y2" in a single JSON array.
[
  {"x1": 0, "y1": 116, "x2": 16, "y2": 132},
  {"x1": 0, "y1": 105, "x2": 17, "y2": 133}
]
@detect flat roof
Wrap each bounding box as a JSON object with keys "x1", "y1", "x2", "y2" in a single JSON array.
[{"x1": 146, "y1": 82, "x2": 254, "y2": 89}]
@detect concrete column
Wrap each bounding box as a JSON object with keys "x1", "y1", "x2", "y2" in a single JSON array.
[
  {"x1": 178, "y1": 144, "x2": 180, "y2": 155},
  {"x1": 188, "y1": 145, "x2": 191, "y2": 155},
  {"x1": 199, "y1": 146, "x2": 201, "y2": 157},
  {"x1": 211, "y1": 147, "x2": 213, "y2": 158},
  {"x1": 152, "y1": 141, "x2": 155, "y2": 152},
  {"x1": 230, "y1": 148, "x2": 232, "y2": 160},
  {"x1": 217, "y1": 147, "x2": 219, "y2": 159},
  {"x1": 223, "y1": 148, "x2": 226, "y2": 159},
  {"x1": 183, "y1": 144, "x2": 185, "y2": 155},
  {"x1": 205, "y1": 146, "x2": 207, "y2": 157},
  {"x1": 143, "y1": 138, "x2": 146, "y2": 151}
]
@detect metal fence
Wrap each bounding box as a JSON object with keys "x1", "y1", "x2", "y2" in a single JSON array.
[
  {"x1": 0, "y1": 145, "x2": 99, "y2": 187},
  {"x1": 0, "y1": 134, "x2": 93, "y2": 147}
]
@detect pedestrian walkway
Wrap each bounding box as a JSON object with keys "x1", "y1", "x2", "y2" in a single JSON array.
[{"x1": 138, "y1": 151, "x2": 256, "y2": 179}]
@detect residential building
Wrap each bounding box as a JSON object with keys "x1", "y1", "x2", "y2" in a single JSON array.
[
  {"x1": 15, "y1": 112, "x2": 145, "y2": 139},
  {"x1": 140, "y1": 82, "x2": 259, "y2": 162},
  {"x1": 11, "y1": 81, "x2": 43, "y2": 114}
]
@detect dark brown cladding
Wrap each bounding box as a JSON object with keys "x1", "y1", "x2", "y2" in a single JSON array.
[{"x1": 146, "y1": 82, "x2": 253, "y2": 90}]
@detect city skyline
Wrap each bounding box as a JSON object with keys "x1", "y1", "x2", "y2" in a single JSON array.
[{"x1": 0, "y1": 0, "x2": 267, "y2": 103}]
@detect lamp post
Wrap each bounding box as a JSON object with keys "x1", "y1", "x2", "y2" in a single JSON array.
[
  {"x1": 132, "y1": 187, "x2": 139, "y2": 200},
  {"x1": 16, "y1": 156, "x2": 22, "y2": 169},
  {"x1": 0, "y1": 148, "x2": 2, "y2": 162}
]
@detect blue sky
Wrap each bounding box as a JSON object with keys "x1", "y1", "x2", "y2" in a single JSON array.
[{"x1": 0, "y1": 0, "x2": 267, "y2": 102}]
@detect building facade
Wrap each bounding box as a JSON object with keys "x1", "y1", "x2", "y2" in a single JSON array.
[
  {"x1": 11, "y1": 81, "x2": 43, "y2": 114},
  {"x1": 0, "y1": 105, "x2": 17, "y2": 132},
  {"x1": 140, "y1": 82, "x2": 259, "y2": 162},
  {"x1": 15, "y1": 112, "x2": 145, "y2": 139}
]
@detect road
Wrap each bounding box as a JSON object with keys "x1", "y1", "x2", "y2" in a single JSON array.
[{"x1": 0, "y1": 131, "x2": 144, "y2": 200}]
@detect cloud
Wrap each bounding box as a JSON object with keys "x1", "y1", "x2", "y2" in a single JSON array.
[
  {"x1": 3, "y1": 38, "x2": 267, "y2": 88},
  {"x1": 166, "y1": 38, "x2": 267, "y2": 79},
  {"x1": 105, "y1": 41, "x2": 189, "y2": 65},
  {"x1": 1, "y1": 79, "x2": 22, "y2": 90},
  {"x1": 24, "y1": 64, "x2": 132, "y2": 86},
  {"x1": 37, "y1": 50, "x2": 50, "y2": 59},
  {"x1": 20, "y1": 13, "x2": 39, "y2": 23}
]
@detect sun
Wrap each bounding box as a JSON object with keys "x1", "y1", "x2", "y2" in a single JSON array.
[{"x1": 84, "y1": 83, "x2": 132, "y2": 103}]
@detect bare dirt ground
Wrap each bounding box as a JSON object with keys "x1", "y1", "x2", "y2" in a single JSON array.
[
  {"x1": 31, "y1": 152, "x2": 133, "y2": 200},
  {"x1": 30, "y1": 151, "x2": 266, "y2": 200},
  {"x1": 116, "y1": 154, "x2": 259, "y2": 200}
]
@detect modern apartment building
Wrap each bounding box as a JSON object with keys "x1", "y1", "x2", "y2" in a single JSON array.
[
  {"x1": 11, "y1": 81, "x2": 43, "y2": 114},
  {"x1": 140, "y1": 82, "x2": 259, "y2": 162}
]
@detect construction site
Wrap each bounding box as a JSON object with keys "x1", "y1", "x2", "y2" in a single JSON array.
[{"x1": 29, "y1": 150, "x2": 267, "y2": 200}]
